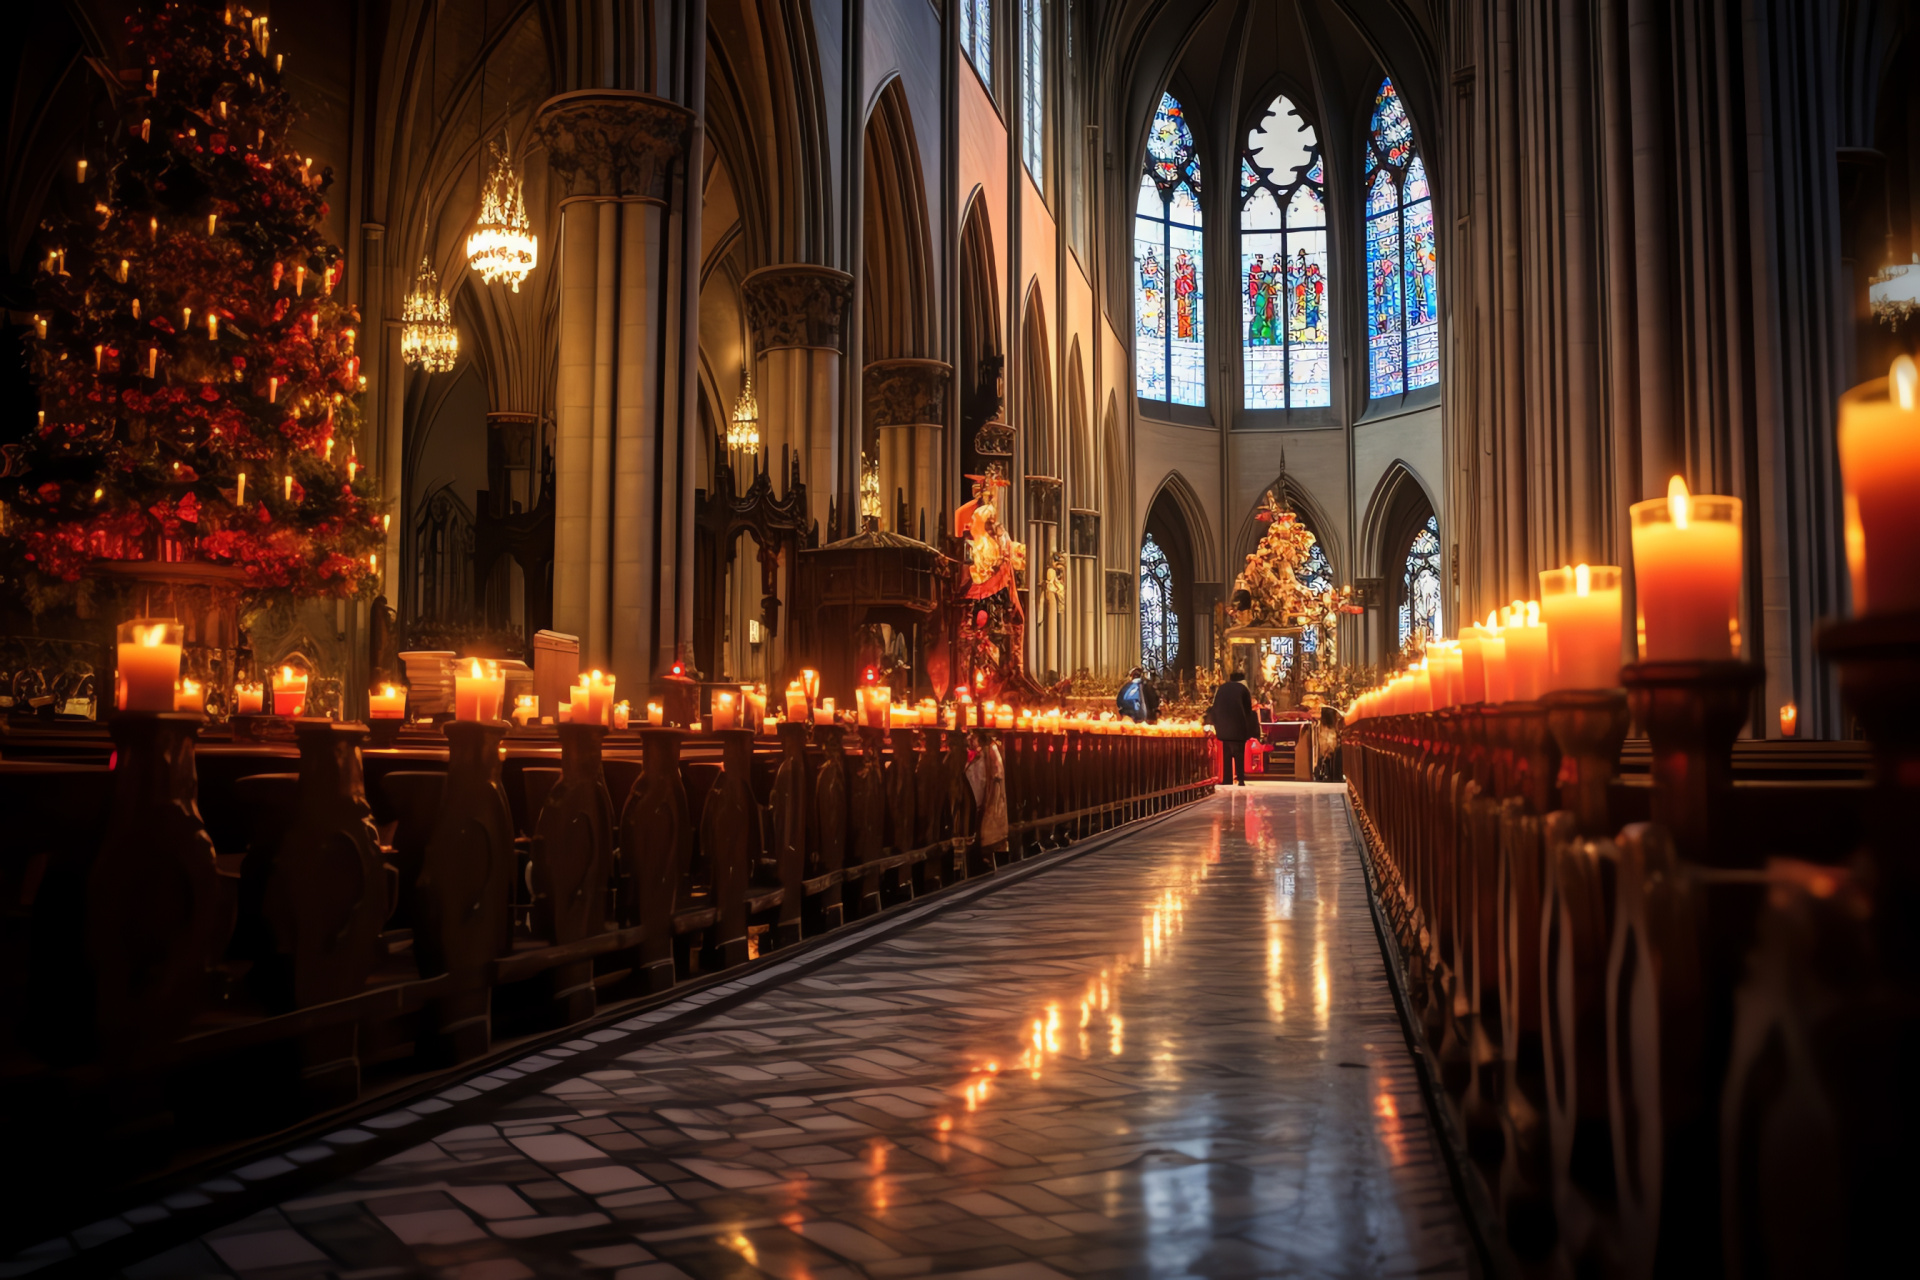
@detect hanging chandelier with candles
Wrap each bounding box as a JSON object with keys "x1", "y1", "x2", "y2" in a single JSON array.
[
  {"x1": 1871, "y1": 253, "x2": 1920, "y2": 329},
  {"x1": 466, "y1": 133, "x2": 538, "y2": 292},
  {"x1": 400, "y1": 257, "x2": 459, "y2": 372},
  {"x1": 727, "y1": 370, "x2": 760, "y2": 452}
]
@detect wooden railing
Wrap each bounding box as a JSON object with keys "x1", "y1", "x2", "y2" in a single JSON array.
[
  {"x1": 0, "y1": 711, "x2": 1213, "y2": 1236},
  {"x1": 1340, "y1": 625, "x2": 1915, "y2": 1278}
]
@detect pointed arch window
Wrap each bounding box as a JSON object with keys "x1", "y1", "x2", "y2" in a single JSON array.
[
  {"x1": 1022, "y1": 0, "x2": 1045, "y2": 189},
  {"x1": 1364, "y1": 78, "x2": 1438, "y2": 399},
  {"x1": 1140, "y1": 532, "x2": 1179, "y2": 673},
  {"x1": 961, "y1": 0, "x2": 992, "y2": 86},
  {"x1": 1399, "y1": 513, "x2": 1443, "y2": 648},
  {"x1": 1136, "y1": 92, "x2": 1205, "y2": 407},
  {"x1": 1240, "y1": 96, "x2": 1330, "y2": 409}
]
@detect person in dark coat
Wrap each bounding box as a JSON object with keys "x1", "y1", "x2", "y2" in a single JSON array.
[{"x1": 1208, "y1": 671, "x2": 1260, "y2": 786}]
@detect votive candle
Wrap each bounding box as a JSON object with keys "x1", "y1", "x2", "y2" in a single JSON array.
[
  {"x1": 1629, "y1": 476, "x2": 1743, "y2": 661},
  {"x1": 711, "y1": 691, "x2": 737, "y2": 731},
  {"x1": 116, "y1": 619, "x2": 182, "y2": 712},
  {"x1": 646, "y1": 700, "x2": 665, "y2": 726},
  {"x1": 174, "y1": 677, "x2": 205, "y2": 714},
  {"x1": 368, "y1": 683, "x2": 406, "y2": 718},
  {"x1": 1837, "y1": 355, "x2": 1920, "y2": 615},
  {"x1": 271, "y1": 664, "x2": 309, "y2": 717},
  {"x1": 1539, "y1": 565, "x2": 1622, "y2": 690},
  {"x1": 234, "y1": 681, "x2": 264, "y2": 715},
  {"x1": 786, "y1": 680, "x2": 808, "y2": 721},
  {"x1": 1502, "y1": 601, "x2": 1548, "y2": 702}
]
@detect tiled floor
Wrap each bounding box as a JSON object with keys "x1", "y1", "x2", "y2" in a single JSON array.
[{"x1": 85, "y1": 785, "x2": 1470, "y2": 1279}]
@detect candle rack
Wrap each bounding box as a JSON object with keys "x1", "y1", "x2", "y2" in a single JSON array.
[{"x1": 1619, "y1": 661, "x2": 1763, "y2": 865}]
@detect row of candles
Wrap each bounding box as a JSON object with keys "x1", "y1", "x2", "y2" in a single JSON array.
[{"x1": 1347, "y1": 341, "x2": 1920, "y2": 726}]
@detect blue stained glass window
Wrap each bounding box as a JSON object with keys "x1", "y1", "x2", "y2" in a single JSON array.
[
  {"x1": 963, "y1": 0, "x2": 992, "y2": 87},
  {"x1": 1240, "y1": 95, "x2": 1329, "y2": 409},
  {"x1": 1136, "y1": 92, "x2": 1205, "y2": 406},
  {"x1": 1140, "y1": 532, "x2": 1179, "y2": 673},
  {"x1": 1022, "y1": 0, "x2": 1044, "y2": 190},
  {"x1": 1364, "y1": 77, "x2": 1439, "y2": 399},
  {"x1": 1399, "y1": 514, "x2": 1444, "y2": 648}
]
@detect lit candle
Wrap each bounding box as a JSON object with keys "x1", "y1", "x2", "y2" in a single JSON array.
[
  {"x1": 646, "y1": 700, "x2": 665, "y2": 726},
  {"x1": 613, "y1": 701, "x2": 630, "y2": 730},
  {"x1": 1838, "y1": 355, "x2": 1920, "y2": 615},
  {"x1": 801, "y1": 668, "x2": 819, "y2": 704},
  {"x1": 814, "y1": 697, "x2": 835, "y2": 726},
  {"x1": 943, "y1": 704, "x2": 958, "y2": 730},
  {"x1": 269, "y1": 376, "x2": 279, "y2": 403},
  {"x1": 712, "y1": 691, "x2": 737, "y2": 731},
  {"x1": 234, "y1": 682, "x2": 264, "y2": 715},
  {"x1": 369, "y1": 683, "x2": 406, "y2": 719},
  {"x1": 1477, "y1": 611, "x2": 1511, "y2": 703},
  {"x1": 1503, "y1": 601, "x2": 1548, "y2": 701},
  {"x1": 1629, "y1": 476, "x2": 1742, "y2": 661},
  {"x1": 1538, "y1": 564, "x2": 1623, "y2": 689},
  {"x1": 234, "y1": 472, "x2": 246, "y2": 506},
  {"x1": 557, "y1": 702, "x2": 572, "y2": 723},
  {"x1": 579, "y1": 670, "x2": 615, "y2": 726},
  {"x1": 1458, "y1": 618, "x2": 1499, "y2": 703},
  {"x1": 174, "y1": 678, "x2": 205, "y2": 714},
  {"x1": 271, "y1": 664, "x2": 309, "y2": 717},
  {"x1": 453, "y1": 660, "x2": 502, "y2": 721},
  {"x1": 995, "y1": 706, "x2": 1014, "y2": 730},
  {"x1": 283, "y1": 474, "x2": 293, "y2": 502},
  {"x1": 76, "y1": 158, "x2": 87, "y2": 182},
  {"x1": 747, "y1": 688, "x2": 768, "y2": 731},
  {"x1": 207, "y1": 214, "x2": 217, "y2": 236},
  {"x1": 1428, "y1": 641, "x2": 1463, "y2": 708},
  {"x1": 785, "y1": 680, "x2": 807, "y2": 721},
  {"x1": 1779, "y1": 702, "x2": 1798, "y2": 738}
]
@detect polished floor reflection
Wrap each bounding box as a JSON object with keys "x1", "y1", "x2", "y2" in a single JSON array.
[{"x1": 106, "y1": 785, "x2": 1470, "y2": 1279}]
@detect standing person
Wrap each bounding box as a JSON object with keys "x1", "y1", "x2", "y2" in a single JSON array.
[
  {"x1": 1313, "y1": 704, "x2": 1345, "y2": 782},
  {"x1": 1207, "y1": 671, "x2": 1259, "y2": 786},
  {"x1": 1117, "y1": 667, "x2": 1152, "y2": 723}
]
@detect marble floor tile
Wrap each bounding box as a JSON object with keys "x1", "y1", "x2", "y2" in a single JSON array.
[{"x1": 56, "y1": 785, "x2": 1472, "y2": 1279}]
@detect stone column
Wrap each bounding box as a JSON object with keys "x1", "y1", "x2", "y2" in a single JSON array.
[
  {"x1": 744, "y1": 265, "x2": 855, "y2": 517},
  {"x1": 536, "y1": 90, "x2": 695, "y2": 679},
  {"x1": 1069, "y1": 509, "x2": 1099, "y2": 677},
  {"x1": 865, "y1": 358, "x2": 952, "y2": 540}
]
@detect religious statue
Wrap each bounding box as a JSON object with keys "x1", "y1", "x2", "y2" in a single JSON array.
[
  {"x1": 955, "y1": 467, "x2": 1027, "y2": 600},
  {"x1": 949, "y1": 465, "x2": 1039, "y2": 702}
]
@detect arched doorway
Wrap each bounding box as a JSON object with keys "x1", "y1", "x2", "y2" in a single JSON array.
[
  {"x1": 1363, "y1": 463, "x2": 1442, "y2": 661},
  {"x1": 1140, "y1": 477, "x2": 1207, "y2": 678}
]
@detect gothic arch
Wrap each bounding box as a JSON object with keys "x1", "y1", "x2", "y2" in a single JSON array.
[
  {"x1": 1065, "y1": 340, "x2": 1093, "y2": 503},
  {"x1": 1362, "y1": 459, "x2": 1442, "y2": 655},
  {"x1": 1021, "y1": 287, "x2": 1056, "y2": 480},
  {"x1": 1102, "y1": 394, "x2": 1129, "y2": 565},
  {"x1": 862, "y1": 77, "x2": 936, "y2": 361},
  {"x1": 957, "y1": 194, "x2": 1004, "y2": 507},
  {"x1": 1142, "y1": 470, "x2": 1217, "y2": 583},
  {"x1": 1140, "y1": 470, "x2": 1211, "y2": 675}
]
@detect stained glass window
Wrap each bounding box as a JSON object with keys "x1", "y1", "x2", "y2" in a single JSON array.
[
  {"x1": 1364, "y1": 78, "x2": 1439, "y2": 399},
  {"x1": 1136, "y1": 92, "x2": 1205, "y2": 407},
  {"x1": 1399, "y1": 514, "x2": 1443, "y2": 648},
  {"x1": 962, "y1": 0, "x2": 992, "y2": 87},
  {"x1": 1240, "y1": 97, "x2": 1329, "y2": 409},
  {"x1": 1140, "y1": 532, "x2": 1179, "y2": 673},
  {"x1": 1022, "y1": 0, "x2": 1044, "y2": 190}
]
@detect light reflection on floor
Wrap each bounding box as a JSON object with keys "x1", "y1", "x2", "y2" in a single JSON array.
[{"x1": 107, "y1": 784, "x2": 1468, "y2": 1280}]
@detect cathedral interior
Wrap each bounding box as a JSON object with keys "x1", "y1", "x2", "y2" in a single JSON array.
[{"x1": 1, "y1": 1, "x2": 1917, "y2": 1277}]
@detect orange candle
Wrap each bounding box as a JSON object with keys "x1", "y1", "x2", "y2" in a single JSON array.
[
  {"x1": 271, "y1": 664, "x2": 309, "y2": 717},
  {"x1": 785, "y1": 680, "x2": 808, "y2": 721},
  {"x1": 613, "y1": 701, "x2": 630, "y2": 730},
  {"x1": 581, "y1": 670, "x2": 616, "y2": 726},
  {"x1": 453, "y1": 660, "x2": 503, "y2": 721},
  {"x1": 1837, "y1": 355, "x2": 1920, "y2": 615},
  {"x1": 646, "y1": 700, "x2": 665, "y2": 726},
  {"x1": 234, "y1": 682, "x2": 264, "y2": 715},
  {"x1": 711, "y1": 690, "x2": 737, "y2": 731},
  {"x1": 1779, "y1": 702, "x2": 1798, "y2": 738},
  {"x1": 1539, "y1": 565, "x2": 1622, "y2": 690},
  {"x1": 512, "y1": 694, "x2": 537, "y2": 727},
  {"x1": 369, "y1": 683, "x2": 406, "y2": 718},
  {"x1": 174, "y1": 678, "x2": 205, "y2": 714},
  {"x1": 1629, "y1": 477, "x2": 1742, "y2": 661},
  {"x1": 1457, "y1": 618, "x2": 1500, "y2": 703},
  {"x1": 116, "y1": 619, "x2": 182, "y2": 711},
  {"x1": 1502, "y1": 601, "x2": 1548, "y2": 701},
  {"x1": 1428, "y1": 641, "x2": 1463, "y2": 708}
]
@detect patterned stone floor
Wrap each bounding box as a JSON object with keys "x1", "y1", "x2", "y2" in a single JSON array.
[{"x1": 72, "y1": 785, "x2": 1471, "y2": 1279}]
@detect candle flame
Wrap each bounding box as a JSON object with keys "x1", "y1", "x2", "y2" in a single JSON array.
[
  {"x1": 1894, "y1": 354, "x2": 1918, "y2": 411},
  {"x1": 383, "y1": 685, "x2": 397, "y2": 697},
  {"x1": 137, "y1": 624, "x2": 167, "y2": 648},
  {"x1": 1527, "y1": 600, "x2": 1541, "y2": 625},
  {"x1": 1667, "y1": 474, "x2": 1691, "y2": 529},
  {"x1": 1779, "y1": 702, "x2": 1799, "y2": 736},
  {"x1": 470, "y1": 660, "x2": 484, "y2": 678},
  {"x1": 1485, "y1": 608, "x2": 1500, "y2": 630},
  {"x1": 1574, "y1": 563, "x2": 1591, "y2": 597},
  {"x1": 281, "y1": 665, "x2": 294, "y2": 682}
]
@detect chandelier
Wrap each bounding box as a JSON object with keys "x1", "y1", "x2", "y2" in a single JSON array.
[
  {"x1": 1871, "y1": 254, "x2": 1920, "y2": 329},
  {"x1": 727, "y1": 371, "x2": 760, "y2": 452},
  {"x1": 400, "y1": 257, "x2": 459, "y2": 373},
  {"x1": 466, "y1": 133, "x2": 538, "y2": 292}
]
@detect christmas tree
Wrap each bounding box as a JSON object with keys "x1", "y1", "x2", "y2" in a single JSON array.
[{"x1": 5, "y1": 0, "x2": 382, "y2": 603}]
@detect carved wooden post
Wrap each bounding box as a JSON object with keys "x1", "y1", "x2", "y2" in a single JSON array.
[
  {"x1": 86, "y1": 712, "x2": 232, "y2": 1067},
  {"x1": 848, "y1": 727, "x2": 888, "y2": 915},
  {"x1": 532, "y1": 721, "x2": 615, "y2": 1025},
  {"x1": 1544, "y1": 689, "x2": 1629, "y2": 836},
  {"x1": 1620, "y1": 661, "x2": 1764, "y2": 865},
  {"x1": 261, "y1": 720, "x2": 390, "y2": 1106},
  {"x1": 767, "y1": 721, "x2": 810, "y2": 949},
  {"x1": 698, "y1": 728, "x2": 756, "y2": 970},
  {"x1": 619, "y1": 728, "x2": 691, "y2": 990},
  {"x1": 810, "y1": 723, "x2": 849, "y2": 930},
  {"x1": 884, "y1": 726, "x2": 918, "y2": 900},
  {"x1": 414, "y1": 719, "x2": 515, "y2": 1064},
  {"x1": 1003, "y1": 730, "x2": 1029, "y2": 861}
]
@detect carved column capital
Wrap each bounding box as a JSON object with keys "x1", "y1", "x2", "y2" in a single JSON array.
[
  {"x1": 533, "y1": 90, "x2": 696, "y2": 201},
  {"x1": 864, "y1": 358, "x2": 952, "y2": 427},
  {"x1": 742, "y1": 264, "x2": 855, "y2": 353}
]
